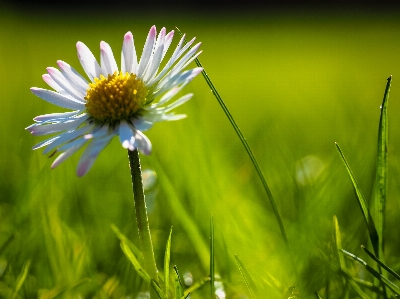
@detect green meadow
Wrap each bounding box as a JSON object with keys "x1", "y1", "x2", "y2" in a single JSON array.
[{"x1": 1, "y1": 6, "x2": 400, "y2": 298}]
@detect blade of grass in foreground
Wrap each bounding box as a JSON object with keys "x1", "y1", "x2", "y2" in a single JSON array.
[
  {"x1": 184, "y1": 276, "x2": 211, "y2": 296},
  {"x1": 152, "y1": 159, "x2": 209, "y2": 270},
  {"x1": 11, "y1": 260, "x2": 31, "y2": 299},
  {"x1": 234, "y1": 254, "x2": 259, "y2": 299},
  {"x1": 120, "y1": 241, "x2": 165, "y2": 299},
  {"x1": 173, "y1": 266, "x2": 185, "y2": 299},
  {"x1": 315, "y1": 292, "x2": 323, "y2": 298},
  {"x1": 333, "y1": 216, "x2": 350, "y2": 299},
  {"x1": 111, "y1": 224, "x2": 143, "y2": 258},
  {"x1": 210, "y1": 215, "x2": 215, "y2": 299},
  {"x1": 333, "y1": 265, "x2": 370, "y2": 298},
  {"x1": 341, "y1": 249, "x2": 400, "y2": 295},
  {"x1": 335, "y1": 143, "x2": 380, "y2": 256},
  {"x1": 362, "y1": 245, "x2": 400, "y2": 281},
  {"x1": 373, "y1": 76, "x2": 391, "y2": 260},
  {"x1": 175, "y1": 28, "x2": 288, "y2": 247},
  {"x1": 164, "y1": 227, "x2": 173, "y2": 298}
]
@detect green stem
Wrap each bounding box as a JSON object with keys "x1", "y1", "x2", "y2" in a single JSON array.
[{"x1": 128, "y1": 149, "x2": 158, "y2": 296}]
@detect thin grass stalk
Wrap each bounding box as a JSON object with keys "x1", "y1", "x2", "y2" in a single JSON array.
[
  {"x1": 174, "y1": 28, "x2": 288, "y2": 247},
  {"x1": 335, "y1": 143, "x2": 380, "y2": 256},
  {"x1": 210, "y1": 215, "x2": 215, "y2": 298},
  {"x1": 362, "y1": 245, "x2": 400, "y2": 281},
  {"x1": 164, "y1": 227, "x2": 173, "y2": 298},
  {"x1": 333, "y1": 216, "x2": 350, "y2": 299},
  {"x1": 128, "y1": 149, "x2": 158, "y2": 297},
  {"x1": 373, "y1": 76, "x2": 391, "y2": 260}
]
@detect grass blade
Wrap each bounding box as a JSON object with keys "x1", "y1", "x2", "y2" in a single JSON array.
[
  {"x1": 175, "y1": 28, "x2": 288, "y2": 247},
  {"x1": 315, "y1": 292, "x2": 323, "y2": 298},
  {"x1": 151, "y1": 159, "x2": 209, "y2": 270},
  {"x1": 184, "y1": 276, "x2": 211, "y2": 296},
  {"x1": 373, "y1": 76, "x2": 392, "y2": 260},
  {"x1": 164, "y1": 227, "x2": 173, "y2": 298},
  {"x1": 111, "y1": 224, "x2": 143, "y2": 258},
  {"x1": 11, "y1": 260, "x2": 31, "y2": 299},
  {"x1": 234, "y1": 254, "x2": 258, "y2": 299},
  {"x1": 173, "y1": 266, "x2": 184, "y2": 299},
  {"x1": 210, "y1": 215, "x2": 215, "y2": 299},
  {"x1": 335, "y1": 143, "x2": 379, "y2": 256},
  {"x1": 333, "y1": 216, "x2": 350, "y2": 299},
  {"x1": 339, "y1": 269, "x2": 371, "y2": 299},
  {"x1": 362, "y1": 245, "x2": 400, "y2": 281},
  {"x1": 341, "y1": 249, "x2": 400, "y2": 295},
  {"x1": 120, "y1": 242, "x2": 165, "y2": 299},
  {"x1": 326, "y1": 255, "x2": 370, "y2": 299}
]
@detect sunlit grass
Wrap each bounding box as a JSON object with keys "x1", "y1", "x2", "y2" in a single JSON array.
[{"x1": 1, "y1": 6, "x2": 400, "y2": 298}]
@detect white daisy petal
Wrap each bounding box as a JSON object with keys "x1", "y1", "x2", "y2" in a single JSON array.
[
  {"x1": 28, "y1": 115, "x2": 88, "y2": 136},
  {"x1": 162, "y1": 114, "x2": 187, "y2": 121},
  {"x1": 34, "y1": 111, "x2": 79, "y2": 122},
  {"x1": 83, "y1": 124, "x2": 110, "y2": 140},
  {"x1": 43, "y1": 123, "x2": 95, "y2": 154},
  {"x1": 42, "y1": 74, "x2": 68, "y2": 95},
  {"x1": 133, "y1": 129, "x2": 152, "y2": 155},
  {"x1": 51, "y1": 141, "x2": 87, "y2": 169},
  {"x1": 137, "y1": 25, "x2": 157, "y2": 78},
  {"x1": 132, "y1": 117, "x2": 154, "y2": 131},
  {"x1": 32, "y1": 136, "x2": 60, "y2": 150},
  {"x1": 147, "y1": 35, "x2": 192, "y2": 86},
  {"x1": 121, "y1": 31, "x2": 138, "y2": 74},
  {"x1": 161, "y1": 43, "x2": 202, "y2": 83},
  {"x1": 47, "y1": 67, "x2": 86, "y2": 100},
  {"x1": 119, "y1": 120, "x2": 135, "y2": 150},
  {"x1": 77, "y1": 135, "x2": 113, "y2": 177},
  {"x1": 161, "y1": 30, "x2": 174, "y2": 61},
  {"x1": 155, "y1": 84, "x2": 188, "y2": 107},
  {"x1": 153, "y1": 67, "x2": 203, "y2": 99},
  {"x1": 76, "y1": 41, "x2": 102, "y2": 81},
  {"x1": 57, "y1": 136, "x2": 89, "y2": 152},
  {"x1": 164, "y1": 94, "x2": 193, "y2": 112},
  {"x1": 100, "y1": 41, "x2": 118, "y2": 75},
  {"x1": 143, "y1": 27, "x2": 166, "y2": 82},
  {"x1": 173, "y1": 50, "x2": 203, "y2": 78},
  {"x1": 30, "y1": 88, "x2": 85, "y2": 110},
  {"x1": 57, "y1": 60, "x2": 89, "y2": 95}
]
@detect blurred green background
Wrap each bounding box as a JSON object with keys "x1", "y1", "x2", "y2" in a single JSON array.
[{"x1": 1, "y1": 4, "x2": 400, "y2": 298}]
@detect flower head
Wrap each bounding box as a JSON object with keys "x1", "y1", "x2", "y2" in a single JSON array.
[{"x1": 27, "y1": 26, "x2": 202, "y2": 176}]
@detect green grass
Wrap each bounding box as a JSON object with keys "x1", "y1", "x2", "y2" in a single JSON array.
[{"x1": 1, "y1": 6, "x2": 400, "y2": 298}]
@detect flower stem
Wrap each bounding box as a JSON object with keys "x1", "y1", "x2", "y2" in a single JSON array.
[{"x1": 127, "y1": 149, "x2": 158, "y2": 296}]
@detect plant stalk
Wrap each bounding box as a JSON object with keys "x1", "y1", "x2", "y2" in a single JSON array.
[{"x1": 128, "y1": 149, "x2": 158, "y2": 296}]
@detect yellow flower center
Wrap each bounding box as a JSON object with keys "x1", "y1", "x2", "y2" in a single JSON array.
[{"x1": 85, "y1": 71, "x2": 147, "y2": 123}]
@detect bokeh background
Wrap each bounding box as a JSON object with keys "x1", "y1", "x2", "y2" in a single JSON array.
[{"x1": 1, "y1": 1, "x2": 400, "y2": 298}]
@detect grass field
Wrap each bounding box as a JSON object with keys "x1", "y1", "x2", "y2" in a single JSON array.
[{"x1": 1, "y1": 6, "x2": 400, "y2": 298}]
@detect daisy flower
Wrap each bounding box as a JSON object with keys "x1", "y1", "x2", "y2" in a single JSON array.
[{"x1": 27, "y1": 26, "x2": 202, "y2": 176}]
